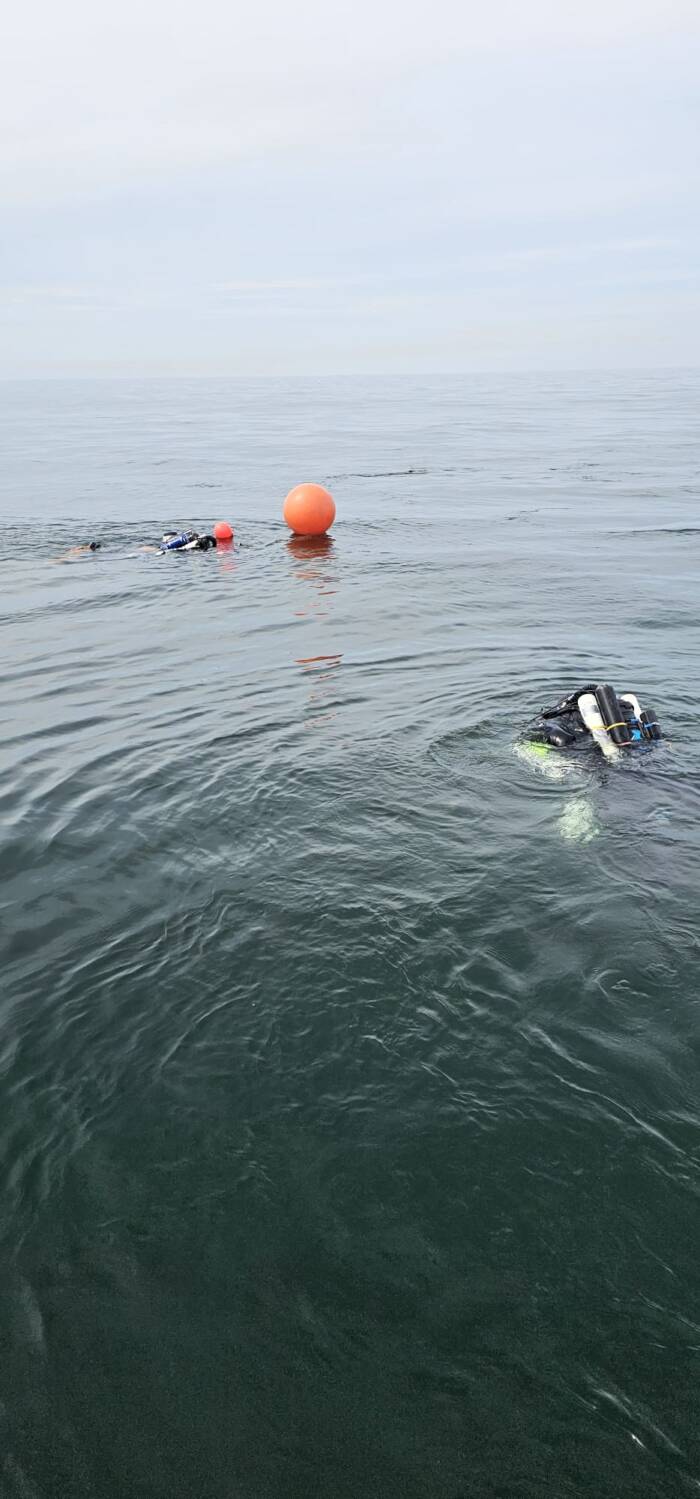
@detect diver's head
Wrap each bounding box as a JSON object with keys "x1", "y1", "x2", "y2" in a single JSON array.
[{"x1": 87, "y1": 541, "x2": 101, "y2": 551}]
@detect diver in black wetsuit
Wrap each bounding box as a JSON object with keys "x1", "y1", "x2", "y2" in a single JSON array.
[{"x1": 525, "y1": 684, "x2": 662, "y2": 753}]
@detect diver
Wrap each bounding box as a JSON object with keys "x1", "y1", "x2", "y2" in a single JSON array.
[
  {"x1": 141, "y1": 531, "x2": 219, "y2": 554},
  {"x1": 524, "y1": 684, "x2": 662, "y2": 759},
  {"x1": 159, "y1": 530, "x2": 217, "y2": 552}
]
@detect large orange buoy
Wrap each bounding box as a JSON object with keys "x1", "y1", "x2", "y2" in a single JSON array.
[
  {"x1": 283, "y1": 484, "x2": 336, "y2": 537},
  {"x1": 214, "y1": 520, "x2": 234, "y2": 542}
]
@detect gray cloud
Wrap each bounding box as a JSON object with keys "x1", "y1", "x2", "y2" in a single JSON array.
[{"x1": 2, "y1": 0, "x2": 699, "y2": 373}]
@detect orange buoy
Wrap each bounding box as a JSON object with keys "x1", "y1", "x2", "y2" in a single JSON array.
[
  {"x1": 283, "y1": 484, "x2": 336, "y2": 537},
  {"x1": 214, "y1": 520, "x2": 234, "y2": 542}
]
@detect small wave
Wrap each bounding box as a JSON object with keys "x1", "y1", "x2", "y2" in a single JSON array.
[
  {"x1": 611, "y1": 525, "x2": 700, "y2": 536},
  {"x1": 326, "y1": 467, "x2": 429, "y2": 479}
]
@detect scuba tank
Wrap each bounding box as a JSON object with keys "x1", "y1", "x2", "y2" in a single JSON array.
[
  {"x1": 161, "y1": 531, "x2": 195, "y2": 551},
  {"x1": 640, "y1": 708, "x2": 662, "y2": 741},
  {"x1": 578, "y1": 693, "x2": 620, "y2": 759},
  {"x1": 619, "y1": 692, "x2": 645, "y2": 745},
  {"x1": 594, "y1": 684, "x2": 632, "y2": 747},
  {"x1": 619, "y1": 692, "x2": 642, "y2": 722},
  {"x1": 186, "y1": 534, "x2": 217, "y2": 550}
]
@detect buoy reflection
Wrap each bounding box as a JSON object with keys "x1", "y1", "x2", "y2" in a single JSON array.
[
  {"x1": 215, "y1": 538, "x2": 238, "y2": 573},
  {"x1": 286, "y1": 535, "x2": 335, "y2": 562},
  {"x1": 287, "y1": 537, "x2": 341, "y2": 726},
  {"x1": 287, "y1": 536, "x2": 337, "y2": 619}
]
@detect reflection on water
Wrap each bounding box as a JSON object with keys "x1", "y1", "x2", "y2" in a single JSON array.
[
  {"x1": 287, "y1": 535, "x2": 337, "y2": 619},
  {"x1": 214, "y1": 538, "x2": 238, "y2": 573},
  {"x1": 286, "y1": 537, "x2": 343, "y2": 726},
  {"x1": 286, "y1": 535, "x2": 336, "y2": 562}
]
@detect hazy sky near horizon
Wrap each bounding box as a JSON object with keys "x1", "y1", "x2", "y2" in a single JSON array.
[{"x1": 2, "y1": 0, "x2": 699, "y2": 375}]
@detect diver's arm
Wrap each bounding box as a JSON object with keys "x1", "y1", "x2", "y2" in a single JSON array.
[{"x1": 52, "y1": 547, "x2": 90, "y2": 562}]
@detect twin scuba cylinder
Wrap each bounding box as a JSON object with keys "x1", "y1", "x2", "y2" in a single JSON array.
[
  {"x1": 579, "y1": 684, "x2": 661, "y2": 757},
  {"x1": 596, "y1": 684, "x2": 633, "y2": 747},
  {"x1": 619, "y1": 692, "x2": 661, "y2": 744},
  {"x1": 639, "y1": 707, "x2": 662, "y2": 741},
  {"x1": 161, "y1": 531, "x2": 196, "y2": 551}
]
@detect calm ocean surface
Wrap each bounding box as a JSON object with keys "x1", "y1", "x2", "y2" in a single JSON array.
[{"x1": 1, "y1": 373, "x2": 699, "y2": 1498}]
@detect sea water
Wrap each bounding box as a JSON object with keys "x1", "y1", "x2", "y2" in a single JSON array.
[{"x1": 1, "y1": 373, "x2": 698, "y2": 1497}]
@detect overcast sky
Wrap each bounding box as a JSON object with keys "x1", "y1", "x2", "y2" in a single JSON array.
[{"x1": 2, "y1": 0, "x2": 699, "y2": 375}]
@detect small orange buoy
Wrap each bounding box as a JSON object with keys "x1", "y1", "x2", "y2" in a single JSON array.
[
  {"x1": 283, "y1": 484, "x2": 336, "y2": 537},
  {"x1": 214, "y1": 520, "x2": 234, "y2": 542}
]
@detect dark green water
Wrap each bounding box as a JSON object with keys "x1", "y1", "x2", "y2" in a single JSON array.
[{"x1": 1, "y1": 374, "x2": 699, "y2": 1497}]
